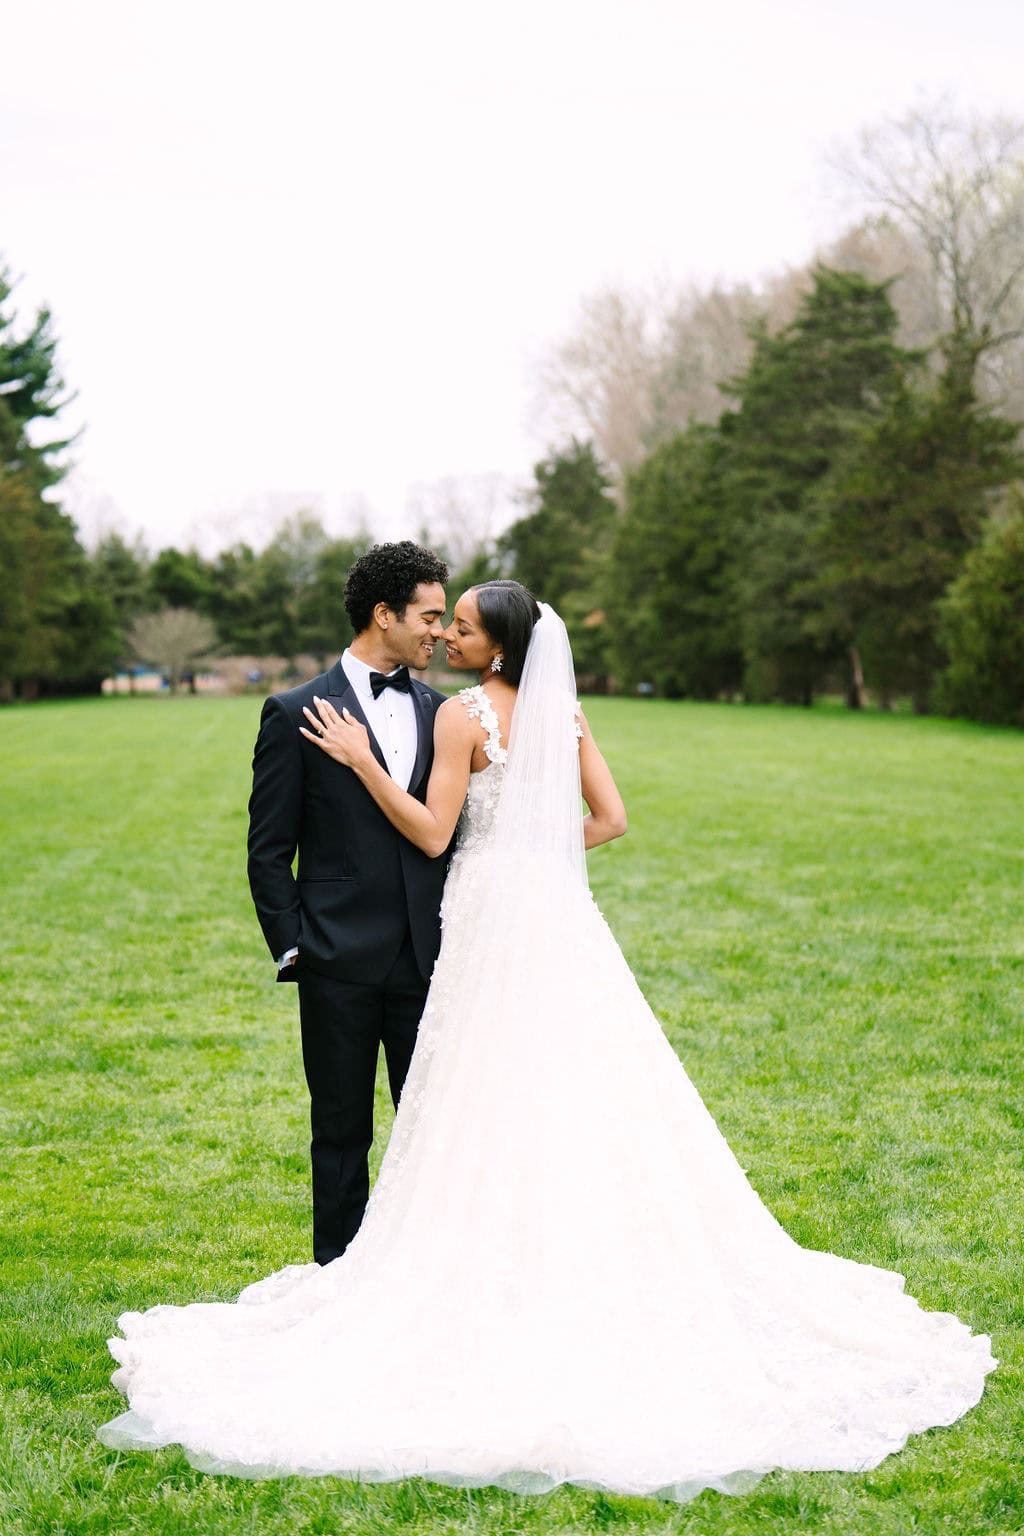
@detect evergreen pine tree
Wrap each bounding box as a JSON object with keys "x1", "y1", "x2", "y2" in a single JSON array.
[
  {"x1": 812, "y1": 334, "x2": 1021, "y2": 708},
  {"x1": 608, "y1": 428, "x2": 743, "y2": 697},
  {"x1": 500, "y1": 441, "x2": 616, "y2": 681},
  {"x1": 719, "y1": 268, "x2": 913, "y2": 703}
]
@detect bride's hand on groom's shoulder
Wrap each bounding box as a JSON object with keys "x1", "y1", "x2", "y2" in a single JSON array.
[{"x1": 300, "y1": 696, "x2": 373, "y2": 770}]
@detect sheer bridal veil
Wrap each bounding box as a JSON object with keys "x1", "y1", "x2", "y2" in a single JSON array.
[{"x1": 493, "y1": 602, "x2": 587, "y2": 894}]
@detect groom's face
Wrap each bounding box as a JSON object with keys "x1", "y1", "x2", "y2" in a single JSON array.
[{"x1": 388, "y1": 582, "x2": 447, "y2": 670}]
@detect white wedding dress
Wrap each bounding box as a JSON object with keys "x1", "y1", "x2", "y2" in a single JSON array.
[{"x1": 99, "y1": 609, "x2": 995, "y2": 1502}]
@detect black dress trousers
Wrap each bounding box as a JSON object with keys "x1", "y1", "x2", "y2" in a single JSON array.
[{"x1": 297, "y1": 928, "x2": 428, "y2": 1265}]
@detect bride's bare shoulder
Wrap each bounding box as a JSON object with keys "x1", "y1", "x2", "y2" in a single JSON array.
[
  {"x1": 434, "y1": 693, "x2": 491, "y2": 744},
  {"x1": 436, "y1": 693, "x2": 476, "y2": 726},
  {"x1": 441, "y1": 683, "x2": 513, "y2": 763}
]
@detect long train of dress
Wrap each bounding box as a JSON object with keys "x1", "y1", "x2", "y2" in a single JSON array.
[{"x1": 98, "y1": 714, "x2": 995, "y2": 1501}]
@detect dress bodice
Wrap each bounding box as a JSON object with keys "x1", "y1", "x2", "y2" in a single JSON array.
[{"x1": 453, "y1": 686, "x2": 506, "y2": 856}]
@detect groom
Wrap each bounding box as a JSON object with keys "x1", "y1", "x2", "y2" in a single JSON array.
[{"x1": 247, "y1": 541, "x2": 451, "y2": 1264}]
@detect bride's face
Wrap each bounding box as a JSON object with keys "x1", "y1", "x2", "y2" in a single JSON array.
[{"x1": 443, "y1": 591, "x2": 501, "y2": 673}]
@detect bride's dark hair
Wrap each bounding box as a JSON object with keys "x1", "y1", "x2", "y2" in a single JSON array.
[{"x1": 471, "y1": 580, "x2": 541, "y2": 687}]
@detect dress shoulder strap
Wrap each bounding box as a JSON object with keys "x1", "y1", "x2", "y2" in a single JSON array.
[{"x1": 457, "y1": 685, "x2": 508, "y2": 765}]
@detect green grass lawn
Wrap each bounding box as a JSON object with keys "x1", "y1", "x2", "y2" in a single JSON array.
[{"x1": 1, "y1": 693, "x2": 1021, "y2": 1536}]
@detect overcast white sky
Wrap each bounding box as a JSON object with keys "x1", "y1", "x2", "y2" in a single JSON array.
[{"x1": 3, "y1": 0, "x2": 1023, "y2": 553}]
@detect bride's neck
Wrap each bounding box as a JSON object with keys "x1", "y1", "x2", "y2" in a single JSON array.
[{"x1": 476, "y1": 672, "x2": 516, "y2": 696}]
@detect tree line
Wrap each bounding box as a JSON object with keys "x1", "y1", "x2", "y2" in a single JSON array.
[
  {"x1": 493, "y1": 269, "x2": 1023, "y2": 726},
  {"x1": 1, "y1": 264, "x2": 1021, "y2": 725},
  {"x1": 492, "y1": 105, "x2": 1024, "y2": 727},
  {"x1": 1, "y1": 105, "x2": 1021, "y2": 723}
]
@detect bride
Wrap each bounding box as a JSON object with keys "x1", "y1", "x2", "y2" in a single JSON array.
[{"x1": 99, "y1": 580, "x2": 995, "y2": 1501}]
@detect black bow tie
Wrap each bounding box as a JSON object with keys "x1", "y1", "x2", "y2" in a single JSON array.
[{"x1": 369, "y1": 666, "x2": 412, "y2": 699}]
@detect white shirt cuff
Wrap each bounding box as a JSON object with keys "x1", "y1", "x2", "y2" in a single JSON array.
[{"x1": 277, "y1": 947, "x2": 299, "y2": 969}]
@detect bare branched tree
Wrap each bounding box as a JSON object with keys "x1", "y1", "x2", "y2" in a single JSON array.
[
  {"x1": 406, "y1": 472, "x2": 517, "y2": 577},
  {"x1": 836, "y1": 102, "x2": 1024, "y2": 359},
  {"x1": 534, "y1": 288, "x2": 658, "y2": 489},
  {"x1": 534, "y1": 270, "x2": 816, "y2": 482},
  {"x1": 652, "y1": 271, "x2": 808, "y2": 430},
  {"x1": 652, "y1": 283, "x2": 762, "y2": 429},
  {"x1": 128, "y1": 607, "x2": 218, "y2": 693},
  {"x1": 534, "y1": 106, "x2": 1024, "y2": 465}
]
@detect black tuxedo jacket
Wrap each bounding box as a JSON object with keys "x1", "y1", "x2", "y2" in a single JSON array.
[{"x1": 246, "y1": 658, "x2": 449, "y2": 985}]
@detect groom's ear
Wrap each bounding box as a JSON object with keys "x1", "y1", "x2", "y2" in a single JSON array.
[{"x1": 372, "y1": 601, "x2": 392, "y2": 631}]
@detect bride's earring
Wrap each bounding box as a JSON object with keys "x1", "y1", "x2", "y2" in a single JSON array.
[{"x1": 490, "y1": 654, "x2": 503, "y2": 673}]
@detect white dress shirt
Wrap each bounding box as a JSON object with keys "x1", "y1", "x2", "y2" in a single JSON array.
[
  {"x1": 277, "y1": 651, "x2": 420, "y2": 969},
  {"x1": 338, "y1": 648, "x2": 419, "y2": 792}
]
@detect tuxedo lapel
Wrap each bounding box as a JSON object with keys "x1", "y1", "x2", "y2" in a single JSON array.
[
  {"x1": 408, "y1": 682, "x2": 436, "y2": 794},
  {"x1": 325, "y1": 659, "x2": 389, "y2": 774}
]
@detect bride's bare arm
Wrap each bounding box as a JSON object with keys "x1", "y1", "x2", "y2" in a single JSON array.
[
  {"x1": 300, "y1": 696, "x2": 474, "y2": 858},
  {"x1": 578, "y1": 709, "x2": 628, "y2": 850}
]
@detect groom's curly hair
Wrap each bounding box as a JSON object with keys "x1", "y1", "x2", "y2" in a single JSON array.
[{"x1": 344, "y1": 541, "x2": 449, "y2": 634}]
